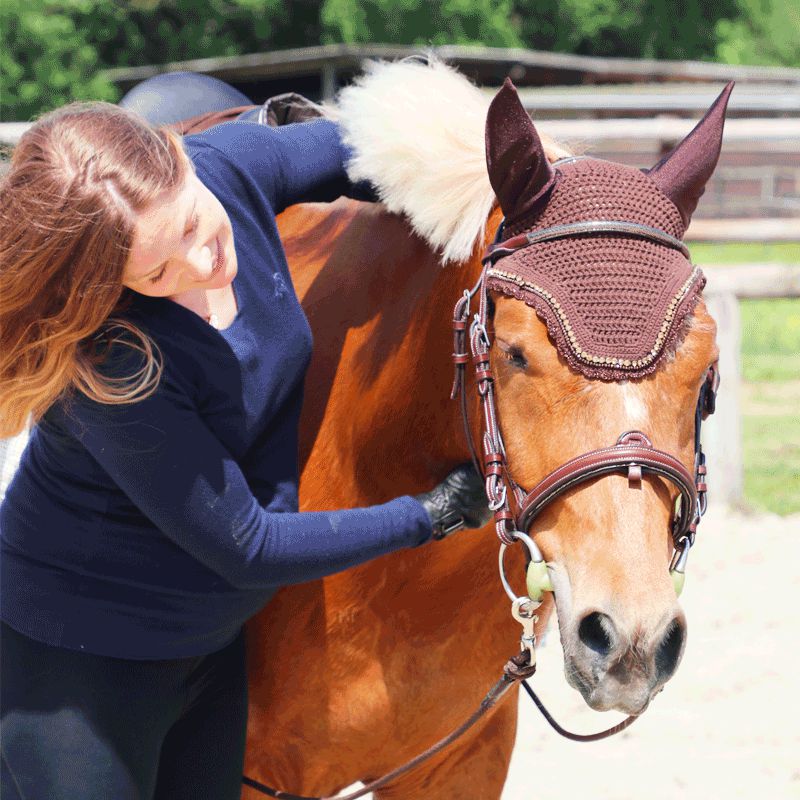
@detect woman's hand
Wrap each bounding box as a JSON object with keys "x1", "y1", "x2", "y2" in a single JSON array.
[{"x1": 415, "y1": 464, "x2": 492, "y2": 540}]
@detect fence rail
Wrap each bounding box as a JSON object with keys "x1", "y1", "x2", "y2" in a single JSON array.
[
  {"x1": 4, "y1": 116, "x2": 799, "y2": 148},
  {"x1": 517, "y1": 85, "x2": 800, "y2": 116},
  {"x1": 703, "y1": 262, "x2": 800, "y2": 295}
]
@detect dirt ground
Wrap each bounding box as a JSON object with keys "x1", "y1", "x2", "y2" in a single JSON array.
[{"x1": 503, "y1": 503, "x2": 800, "y2": 800}]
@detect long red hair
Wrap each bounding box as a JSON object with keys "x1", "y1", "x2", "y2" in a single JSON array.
[{"x1": 0, "y1": 102, "x2": 189, "y2": 437}]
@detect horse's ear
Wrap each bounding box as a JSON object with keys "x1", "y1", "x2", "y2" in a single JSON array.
[
  {"x1": 647, "y1": 82, "x2": 734, "y2": 226},
  {"x1": 485, "y1": 78, "x2": 555, "y2": 226}
]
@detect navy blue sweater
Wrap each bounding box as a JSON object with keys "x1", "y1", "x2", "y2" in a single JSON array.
[{"x1": 0, "y1": 120, "x2": 432, "y2": 659}]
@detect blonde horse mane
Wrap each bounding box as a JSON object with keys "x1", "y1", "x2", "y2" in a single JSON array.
[{"x1": 333, "y1": 58, "x2": 570, "y2": 265}]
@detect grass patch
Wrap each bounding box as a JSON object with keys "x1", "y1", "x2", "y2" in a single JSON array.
[
  {"x1": 743, "y1": 410, "x2": 800, "y2": 516},
  {"x1": 737, "y1": 298, "x2": 800, "y2": 514},
  {"x1": 741, "y1": 353, "x2": 800, "y2": 383},
  {"x1": 740, "y1": 298, "x2": 800, "y2": 382},
  {"x1": 690, "y1": 241, "x2": 800, "y2": 264}
]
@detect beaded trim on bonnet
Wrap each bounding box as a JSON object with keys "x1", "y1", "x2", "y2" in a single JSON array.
[
  {"x1": 483, "y1": 78, "x2": 733, "y2": 382},
  {"x1": 485, "y1": 157, "x2": 706, "y2": 381}
]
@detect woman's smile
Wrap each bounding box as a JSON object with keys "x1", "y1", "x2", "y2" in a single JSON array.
[
  {"x1": 213, "y1": 236, "x2": 224, "y2": 278},
  {"x1": 122, "y1": 170, "x2": 238, "y2": 297}
]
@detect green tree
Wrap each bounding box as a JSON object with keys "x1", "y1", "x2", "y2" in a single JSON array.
[
  {"x1": 715, "y1": 0, "x2": 800, "y2": 67},
  {"x1": 512, "y1": 0, "x2": 739, "y2": 61},
  {"x1": 318, "y1": 0, "x2": 741, "y2": 60},
  {"x1": 73, "y1": 0, "x2": 286, "y2": 70},
  {"x1": 320, "y1": 0, "x2": 522, "y2": 47},
  {"x1": 3, "y1": 0, "x2": 798, "y2": 121},
  {"x1": 1, "y1": 0, "x2": 117, "y2": 121},
  {"x1": 1, "y1": 0, "x2": 287, "y2": 121}
]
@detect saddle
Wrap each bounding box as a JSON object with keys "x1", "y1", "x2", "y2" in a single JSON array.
[{"x1": 172, "y1": 92, "x2": 325, "y2": 136}]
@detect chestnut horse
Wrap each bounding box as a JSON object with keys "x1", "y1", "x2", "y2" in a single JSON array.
[{"x1": 243, "y1": 61, "x2": 725, "y2": 799}]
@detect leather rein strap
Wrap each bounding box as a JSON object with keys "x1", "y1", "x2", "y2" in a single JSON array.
[{"x1": 242, "y1": 651, "x2": 636, "y2": 800}]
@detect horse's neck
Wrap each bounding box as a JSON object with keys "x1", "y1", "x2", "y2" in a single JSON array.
[
  {"x1": 273, "y1": 200, "x2": 522, "y2": 673},
  {"x1": 281, "y1": 200, "x2": 498, "y2": 500}
]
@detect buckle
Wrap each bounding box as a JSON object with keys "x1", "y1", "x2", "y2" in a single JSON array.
[{"x1": 433, "y1": 512, "x2": 465, "y2": 540}]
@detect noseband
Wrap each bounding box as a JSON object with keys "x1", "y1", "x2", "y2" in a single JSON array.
[{"x1": 451, "y1": 218, "x2": 717, "y2": 601}]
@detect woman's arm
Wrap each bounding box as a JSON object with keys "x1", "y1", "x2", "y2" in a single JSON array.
[
  {"x1": 187, "y1": 118, "x2": 369, "y2": 214},
  {"x1": 55, "y1": 369, "x2": 431, "y2": 591}
]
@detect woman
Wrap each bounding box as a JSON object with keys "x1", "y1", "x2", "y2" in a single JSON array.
[{"x1": 0, "y1": 81, "x2": 489, "y2": 799}]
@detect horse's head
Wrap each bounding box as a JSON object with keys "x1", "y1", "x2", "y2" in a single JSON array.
[{"x1": 482, "y1": 80, "x2": 730, "y2": 715}]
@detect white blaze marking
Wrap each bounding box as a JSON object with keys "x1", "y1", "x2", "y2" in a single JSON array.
[{"x1": 622, "y1": 383, "x2": 648, "y2": 426}]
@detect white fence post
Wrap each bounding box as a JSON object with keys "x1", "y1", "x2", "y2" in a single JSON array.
[{"x1": 701, "y1": 290, "x2": 744, "y2": 507}]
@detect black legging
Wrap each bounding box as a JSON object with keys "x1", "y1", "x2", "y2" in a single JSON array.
[
  {"x1": 1, "y1": 72, "x2": 257, "y2": 800},
  {"x1": 1, "y1": 621, "x2": 248, "y2": 799}
]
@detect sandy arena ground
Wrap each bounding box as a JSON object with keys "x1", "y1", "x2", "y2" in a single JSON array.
[{"x1": 503, "y1": 503, "x2": 800, "y2": 800}]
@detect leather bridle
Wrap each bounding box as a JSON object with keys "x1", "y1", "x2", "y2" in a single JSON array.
[{"x1": 451, "y1": 218, "x2": 718, "y2": 587}]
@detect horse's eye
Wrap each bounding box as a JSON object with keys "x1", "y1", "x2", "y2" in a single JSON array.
[{"x1": 502, "y1": 346, "x2": 528, "y2": 371}]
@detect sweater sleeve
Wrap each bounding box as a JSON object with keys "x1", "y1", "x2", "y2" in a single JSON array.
[
  {"x1": 186, "y1": 118, "x2": 371, "y2": 214},
  {"x1": 55, "y1": 370, "x2": 432, "y2": 591}
]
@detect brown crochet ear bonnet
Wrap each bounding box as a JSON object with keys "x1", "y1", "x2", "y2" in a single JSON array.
[{"x1": 483, "y1": 80, "x2": 733, "y2": 381}]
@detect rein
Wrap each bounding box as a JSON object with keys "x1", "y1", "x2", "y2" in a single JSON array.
[
  {"x1": 242, "y1": 218, "x2": 716, "y2": 799},
  {"x1": 243, "y1": 651, "x2": 637, "y2": 800}
]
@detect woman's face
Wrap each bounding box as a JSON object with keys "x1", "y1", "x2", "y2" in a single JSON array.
[{"x1": 122, "y1": 169, "x2": 238, "y2": 298}]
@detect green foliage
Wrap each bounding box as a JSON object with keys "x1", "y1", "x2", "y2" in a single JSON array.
[
  {"x1": 512, "y1": 0, "x2": 738, "y2": 61},
  {"x1": 320, "y1": 0, "x2": 521, "y2": 47},
  {"x1": 317, "y1": 0, "x2": 743, "y2": 59},
  {"x1": 1, "y1": 0, "x2": 118, "y2": 121},
  {"x1": 3, "y1": 0, "x2": 800, "y2": 120},
  {"x1": 70, "y1": 0, "x2": 286, "y2": 70},
  {"x1": 1, "y1": 0, "x2": 287, "y2": 120},
  {"x1": 715, "y1": 0, "x2": 800, "y2": 67}
]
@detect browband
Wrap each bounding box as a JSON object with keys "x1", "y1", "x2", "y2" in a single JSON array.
[{"x1": 483, "y1": 220, "x2": 691, "y2": 264}]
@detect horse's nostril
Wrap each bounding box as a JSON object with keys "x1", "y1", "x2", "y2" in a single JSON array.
[
  {"x1": 655, "y1": 618, "x2": 686, "y2": 681},
  {"x1": 577, "y1": 611, "x2": 616, "y2": 657}
]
